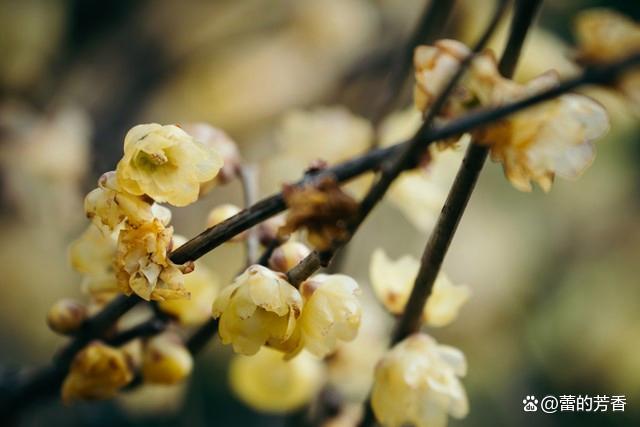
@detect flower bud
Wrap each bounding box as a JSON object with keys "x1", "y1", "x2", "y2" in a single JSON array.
[
  {"x1": 206, "y1": 204, "x2": 244, "y2": 241},
  {"x1": 268, "y1": 241, "x2": 311, "y2": 273},
  {"x1": 46, "y1": 299, "x2": 88, "y2": 334},
  {"x1": 257, "y1": 214, "x2": 286, "y2": 246},
  {"x1": 142, "y1": 333, "x2": 193, "y2": 385}
]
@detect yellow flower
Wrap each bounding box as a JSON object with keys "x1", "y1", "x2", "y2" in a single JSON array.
[
  {"x1": 114, "y1": 219, "x2": 189, "y2": 301},
  {"x1": 414, "y1": 39, "x2": 611, "y2": 192},
  {"x1": 479, "y1": 93, "x2": 610, "y2": 192},
  {"x1": 62, "y1": 341, "x2": 134, "y2": 403},
  {"x1": 574, "y1": 9, "x2": 640, "y2": 64},
  {"x1": 69, "y1": 224, "x2": 121, "y2": 297},
  {"x1": 69, "y1": 223, "x2": 117, "y2": 275},
  {"x1": 287, "y1": 274, "x2": 362, "y2": 358},
  {"x1": 159, "y1": 263, "x2": 219, "y2": 325},
  {"x1": 84, "y1": 171, "x2": 165, "y2": 231},
  {"x1": 369, "y1": 249, "x2": 470, "y2": 327},
  {"x1": 574, "y1": 9, "x2": 640, "y2": 115},
  {"x1": 229, "y1": 347, "x2": 323, "y2": 413},
  {"x1": 268, "y1": 241, "x2": 311, "y2": 273},
  {"x1": 142, "y1": 333, "x2": 193, "y2": 385},
  {"x1": 116, "y1": 124, "x2": 223, "y2": 206},
  {"x1": 212, "y1": 265, "x2": 303, "y2": 355},
  {"x1": 371, "y1": 333, "x2": 468, "y2": 427},
  {"x1": 467, "y1": 53, "x2": 610, "y2": 191}
]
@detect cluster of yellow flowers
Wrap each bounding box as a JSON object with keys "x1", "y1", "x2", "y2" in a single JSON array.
[
  {"x1": 52, "y1": 123, "x2": 229, "y2": 401},
  {"x1": 219, "y1": 239, "x2": 362, "y2": 413},
  {"x1": 213, "y1": 264, "x2": 362, "y2": 359},
  {"x1": 414, "y1": 39, "x2": 611, "y2": 192}
]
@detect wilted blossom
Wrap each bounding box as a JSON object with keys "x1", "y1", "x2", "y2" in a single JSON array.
[{"x1": 114, "y1": 219, "x2": 190, "y2": 301}]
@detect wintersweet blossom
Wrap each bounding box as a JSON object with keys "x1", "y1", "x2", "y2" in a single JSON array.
[
  {"x1": 574, "y1": 9, "x2": 640, "y2": 65},
  {"x1": 369, "y1": 249, "x2": 470, "y2": 327},
  {"x1": 84, "y1": 171, "x2": 168, "y2": 231},
  {"x1": 115, "y1": 124, "x2": 223, "y2": 206},
  {"x1": 414, "y1": 39, "x2": 610, "y2": 192},
  {"x1": 142, "y1": 333, "x2": 193, "y2": 385},
  {"x1": 159, "y1": 263, "x2": 219, "y2": 325},
  {"x1": 69, "y1": 224, "x2": 121, "y2": 297},
  {"x1": 229, "y1": 347, "x2": 323, "y2": 413},
  {"x1": 114, "y1": 219, "x2": 189, "y2": 301},
  {"x1": 477, "y1": 92, "x2": 610, "y2": 192},
  {"x1": 286, "y1": 274, "x2": 362, "y2": 358},
  {"x1": 574, "y1": 9, "x2": 640, "y2": 114},
  {"x1": 371, "y1": 334, "x2": 468, "y2": 427},
  {"x1": 69, "y1": 223, "x2": 117, "y2": 275},
  {"x1": 62, "y1": 342, "x2": 134, "y2": 403},
  {"x1": 212, "y1": 265, "x2": 303, "y2": 355}
]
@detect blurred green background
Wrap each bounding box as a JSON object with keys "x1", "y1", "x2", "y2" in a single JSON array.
[{"x1": 0, "y1": 0, "x2": 638, "y2": 426}]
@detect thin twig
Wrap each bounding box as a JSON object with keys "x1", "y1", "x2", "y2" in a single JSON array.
[{"x1": 239, "y1": 164, "x2": 260, "y2": 265}]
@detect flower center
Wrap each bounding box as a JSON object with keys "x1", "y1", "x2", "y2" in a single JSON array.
[{"x1": 135, "y1": 150, "x2": 168, "y2": 171}]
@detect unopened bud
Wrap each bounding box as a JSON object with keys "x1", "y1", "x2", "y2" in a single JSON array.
[
  {"x1": 47, "y1": 299, "x2": 88, "y2": 334},
  {"x1": 206, "y1": 204, "x2": 244, "y2": 241},
  {"x1": 268, "y1": 241, "x2": 311, "y2": 273}
]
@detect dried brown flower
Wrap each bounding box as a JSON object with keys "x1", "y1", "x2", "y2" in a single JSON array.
[{"x1": 279, "y1": 176, "x2": 358, "y2": 251}]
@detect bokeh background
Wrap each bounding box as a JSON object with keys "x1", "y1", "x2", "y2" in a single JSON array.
[{"x1": 0, "y1": 0, "x2": 638, "y2": 426}]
